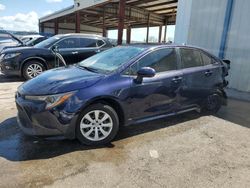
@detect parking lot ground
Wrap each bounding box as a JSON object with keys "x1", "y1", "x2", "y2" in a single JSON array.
[{"x1": 0, "y1": 74, "x2": 250, "y2": 188}]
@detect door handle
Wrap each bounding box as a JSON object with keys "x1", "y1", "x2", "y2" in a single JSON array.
[
  {"x1": 72, "y1": 51, "x2": 78, "y2": 55},
  {"x1": 172, "y1": 76, "x2": 183, "y2": 84},
  {"x1": 205, "y1": 70, "x2": 213, "y2": 76}
]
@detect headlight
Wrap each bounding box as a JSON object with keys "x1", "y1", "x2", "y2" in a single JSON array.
[
  {"x1": 25, "y1": 92, "x2": 74, "y2": 110},
  {"x1": 3, "y1": 53, "x2": 21, "y2": 60}
]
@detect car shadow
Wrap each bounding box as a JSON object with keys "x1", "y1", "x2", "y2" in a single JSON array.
[
  {"x1": 0, "y1": 74, "x2": 24, "y2": 83},
  {"x1": 216, "y1": 98, "x2": 250, "y2": 129},
  {"x1": 1, "y1": 99, "x2": 249, "y2": 162},
  {"x1": 0, "y1": 112, "x2": 201, "y2": 162}
]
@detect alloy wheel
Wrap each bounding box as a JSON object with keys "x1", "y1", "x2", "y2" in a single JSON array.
[
  {"x1": 26, "y1": 63, "x2": 43, "y2": 78},
  {"x1": 80, "y1": 110, "x2": 113, "y2": 141}
]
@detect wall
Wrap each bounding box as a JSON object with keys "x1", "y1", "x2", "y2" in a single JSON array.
[
  {"x1": 225, "y1": 0, "x2": 250, "y2": 92},
  {"x1": 175, "y1": 0, "x2": 250, "y2": 92},
  {"x1": 43, "y1": 22, "x2": 102, "y2": 35}
]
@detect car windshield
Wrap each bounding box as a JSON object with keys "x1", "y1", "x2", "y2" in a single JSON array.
[
  {"x1": 78, "y1": 46, "x2": 144, "y2": 73},
  {"x1": 34, "y1": 36, "x2": 60, "y2": 48}
]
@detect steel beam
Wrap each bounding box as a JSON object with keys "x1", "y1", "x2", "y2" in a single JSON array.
[
  {"x1": 146, "y1": 13, "x2": 150, "y2": 43},
  {"x1": 75, "y1": 11, "x2": 81, "y2": 33},
  {"x1": 117, "y1": 0, "x2": 126, "y2": 45},
  {"x1": 142, "y1": 0, "x2": 177, "y2": 9},
  {"x1": 54, "y1": 18, "x2": 59, "y2": 34},
  {"x1": 164, "y1": 18, "x2": 168, "y2": 42},
  {"x1": 158, "y1": 25, "x2": 162, "y2": 43},
  {"x1": 126, "y1": 26, "x2": 131, "y2": 44},
  {"x1": 102, "y1": 8, "x2": 107, "y2": 37}
]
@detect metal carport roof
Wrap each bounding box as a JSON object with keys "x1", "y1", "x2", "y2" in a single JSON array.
[{"x1": 39, "y1": 0, "x2": 178, "y2": 44}]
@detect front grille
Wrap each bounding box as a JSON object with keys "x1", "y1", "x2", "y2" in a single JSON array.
[{"x1": 17, "y1": 106, "x2": 32, "y2": 128}]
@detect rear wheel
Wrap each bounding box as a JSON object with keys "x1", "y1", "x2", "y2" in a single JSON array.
[
  {"x1": 202, "y1": 93, "x2": 222, "y2": 114},
  {"x1": 76, "y1": 103, "x2": 119, "y2": 146},
  {"x1": 23, "y1": 61, "x2": 45, "y2": 80}
]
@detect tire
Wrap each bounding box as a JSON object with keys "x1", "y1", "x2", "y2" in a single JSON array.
[
  {"x1": 23, "y1": 61, "x2": 45, "y2": 80},
  {"x1": 76, "y1": 103, "x2": 119, "y2": 146},
  {"x1": 202, "y1": 93, "x2": 222, "y2": 114}
]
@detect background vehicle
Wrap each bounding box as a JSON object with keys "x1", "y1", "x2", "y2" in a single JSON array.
[
  {"x1": 0, "y1": 30, "x2": 24, "y2": 52},
  {"x1": 25, "y1": 36, "x2": 48, "y2": 46},
  {"x1": 0, "y1": 33, "x2": 113, "y2": 79},
  {"x1": 19, "y1": 34, "x2": 43, "y2": 44},
  {"x1": 15, "y1": 45, "x2": 230, "y2": 146}
]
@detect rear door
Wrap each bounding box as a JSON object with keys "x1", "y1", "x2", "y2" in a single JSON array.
[
  {"x1": 77, "y1": 38, "x2": 101, "y2": 62},
  {"x1": 56, "y1": 37, "x2": 80, "y2": 64},
  {"x1": 126, "y1": 47, "x2": 183, "y2": 120},
  {"x1": 178, "y1": 48, "x2": 223, "y2": 108}
]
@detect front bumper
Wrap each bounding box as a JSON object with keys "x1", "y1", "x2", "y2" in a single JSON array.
[
  {"x1": 15, "y1": 94, "x2": 79, "y2": 139},
  {"x1": 0, "y1": 56, "x2": 21, "y2": 76}
]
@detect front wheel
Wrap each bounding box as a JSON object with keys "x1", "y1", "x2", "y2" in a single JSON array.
[
  {"x1": 23, "y1": 61, "x2": 45, "y2": 80},
  {"x1": 202, "y1": 93, "x2": 222, "y2": 114},
  {"x1": 76, "y1": 103, "x2": 119, "y2": 146}
]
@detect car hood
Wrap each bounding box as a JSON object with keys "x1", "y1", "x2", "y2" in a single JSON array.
[
  {"x1": 18, "y1": 66, "x2": 104, "y2": 95},
  {"x1": 1, "y1": 46, "x2": 47, "y2": 54}
]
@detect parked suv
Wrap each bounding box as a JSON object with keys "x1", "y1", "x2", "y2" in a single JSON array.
[
  {"x1": 15, "y1": 45, "x2": 230, "y2": 145},
  {"x1": 0, "y1": 34, "x2": 112, "y2": 79}
]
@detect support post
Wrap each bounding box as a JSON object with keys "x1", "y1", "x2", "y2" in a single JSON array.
[
  {"x1": 54, "y1": 18, "x2": 59, "y2": 35},
  {"x1": 126, "y1": 26, "x2": 131, "y2": 44},
  {"x1": 158, "y1": 25, "x2": 162, "y2": 43},
  {"x1": 164, "y1": 18, "x2": 168, "y2": 43},
  {"x1": 219, "y1": 0, "x2": 234, "y2": 58},
  {"x1": 102, "y1": 8, "x2": 107, "y2": 37},
  {"x1": 117, "y1": 0, "x2": 126, "y2": 45},
  {"x1": 146, "y1": 13, "x2": 150, "y2": 43},
  {"x1": 40, "y1": 22, "x2": 44, "y2": 33},
  {"x1": 75, "y1": 11, "x2": 81, "y2": 33}
]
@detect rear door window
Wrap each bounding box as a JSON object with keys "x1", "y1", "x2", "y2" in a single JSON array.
[
  {"x1": 200, "y1": 52, "x2": 213, "y2": 65},
  {"x1": 57, "y1": 38, "x2": 79, "y2": 49},
  {"x1": 79, "y1": 38, "x2": 97, "y2": 48},
  {"x1": 180, "y1": 48, "x2": 203, "y2": 68}
]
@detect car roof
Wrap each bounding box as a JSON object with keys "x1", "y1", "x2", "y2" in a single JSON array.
[
  {"x1": 124, "y1": 43, "x2": 216, "y2": 55},
  {"x1": 124, "y1": 43, "x2": 204, "y2": 49},
  {"x1": 54, "y1": 33, "x2": 107, "y2": 40}
]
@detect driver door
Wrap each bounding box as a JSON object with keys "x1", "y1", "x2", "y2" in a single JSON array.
[{"x1": 126, "y1": 48, "x2": 183, "y2": 121}]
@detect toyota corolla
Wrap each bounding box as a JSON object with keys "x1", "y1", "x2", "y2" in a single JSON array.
[{"x1": 15, "y1": 45, "x2": 230, "y2": 145}]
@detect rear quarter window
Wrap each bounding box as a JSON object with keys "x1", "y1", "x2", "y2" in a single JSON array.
[{"x1": 200, "y1": 52, "x2": 213, "y2": 65}]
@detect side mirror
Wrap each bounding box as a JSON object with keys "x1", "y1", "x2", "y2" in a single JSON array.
[{"x1": 135, "y1": 67, "x2": 156, "y2": 84}]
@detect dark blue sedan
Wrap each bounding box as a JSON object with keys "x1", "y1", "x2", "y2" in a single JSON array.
[{"x1": 15, "y1": 45, "x2": 230, "y2": 145}]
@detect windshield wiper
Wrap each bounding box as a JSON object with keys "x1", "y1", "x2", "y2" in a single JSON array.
[{"x1": 78, "y1": 65, "x2": 99, "y2": 73}]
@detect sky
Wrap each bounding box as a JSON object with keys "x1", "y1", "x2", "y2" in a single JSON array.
[
  {"x1": 0, "y1": 0, "x2": 73, "y2": 31},
  {"x1": 0, "y1": 0, "x2": 175, "y2": 41}
]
